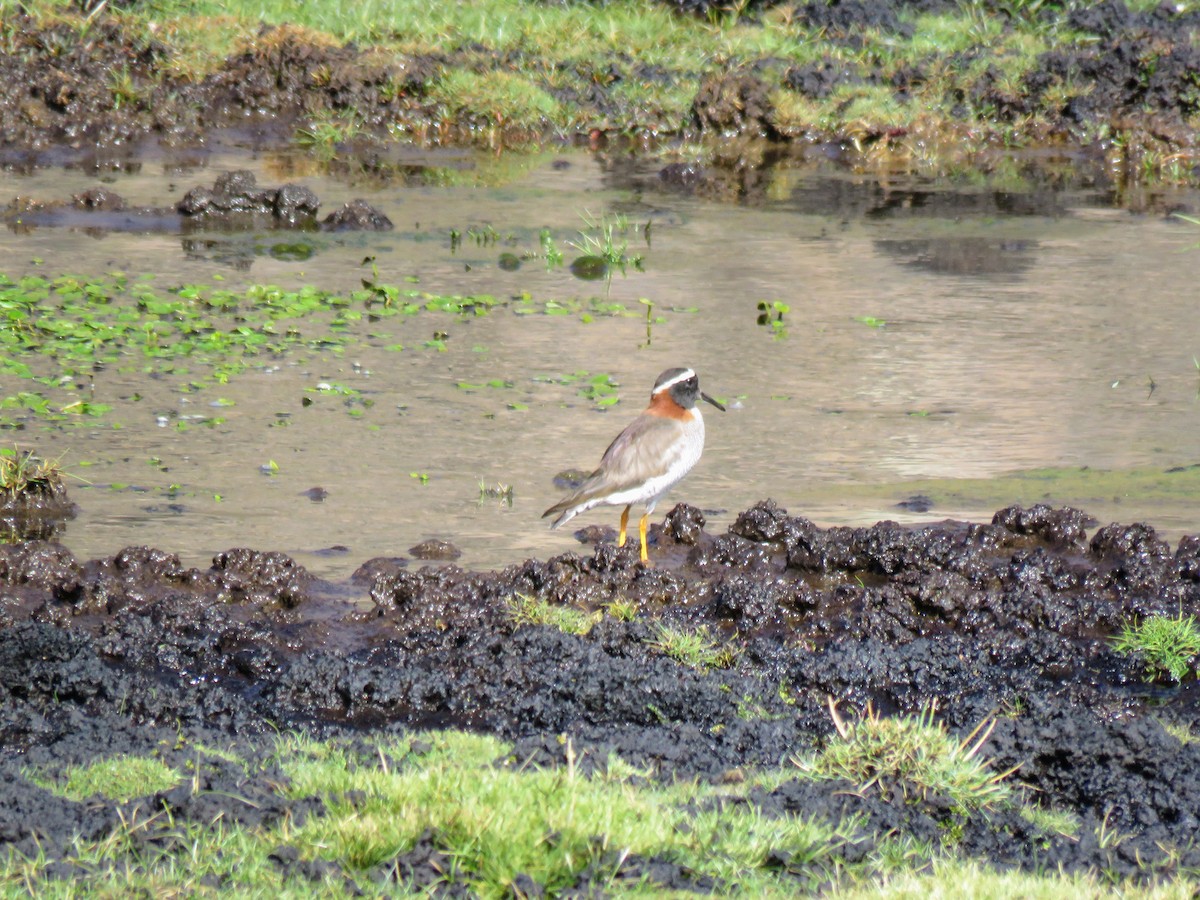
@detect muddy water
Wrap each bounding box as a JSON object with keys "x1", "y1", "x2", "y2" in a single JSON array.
[{"x1": 4, "y1": 146, "x2": 1200, "y2": 577}]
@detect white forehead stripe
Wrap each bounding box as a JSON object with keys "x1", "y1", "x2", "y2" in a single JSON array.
[{"x1": 652, "y1": 368, "x2": 696, "y2": 394}]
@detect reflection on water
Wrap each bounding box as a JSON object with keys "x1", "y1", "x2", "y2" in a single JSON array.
[
  {"x1": 3, "y1": 145, "x2": 1200, "y2": 577},
  {"x1": 874, "y1": 238, "x2": 1038, "y2": 277}
]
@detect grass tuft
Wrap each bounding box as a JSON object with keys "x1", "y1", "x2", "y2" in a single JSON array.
[
  {"x1": 506, "y1": 592, "x2": 600, "y2": 635},
  {"x1": 1112, "y1": 612, "x2": 1200, "y2": 682},
  {"x1": 647, "y1": 622, "x2": 737, "y2": 670},
  {"x1": 430, "y1": 69, "x2": 570, "y2": 134},
  {"x1": 603, "y1": 597, "x2": 639, "y2": 621},
  {"x1": 794, "y1": 700, "x2": 1017, "y2": 812},
  {"x1": 0, "y1": 447, "x2": 66, "y2": 498}
]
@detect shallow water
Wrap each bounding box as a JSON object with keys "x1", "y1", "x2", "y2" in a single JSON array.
[{"x1": 4, "y1": 143, "x2": 1200, "y2": 577}]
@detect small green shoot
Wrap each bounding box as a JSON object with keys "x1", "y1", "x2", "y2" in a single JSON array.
[
  {"x1": 568, "y1": 211, "x2": 646, "y2": 296},
  {"x1": 410, "y1": 472, "x2": 430, "y2": 485},
  {"x1": 478, "y1": 480, "x2": 514, "y2": 505},
  {"x1": 639, "y1": 297, "x2": 665, "y2": 345},
  {"x1": 854, "y1": 315, "x2": 886, "y2": 328},
  {"x1": 1112, "y1": 612, "x2": 1200, "y2": 682},
  {"x1": 539, "y1": 227, "x2": 564, "y2": 269}
]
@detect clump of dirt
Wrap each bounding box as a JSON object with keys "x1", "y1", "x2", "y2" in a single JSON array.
[
  {"x1": 5, "y1": 170, "x2": 393, "y2": 232},
  {"x1": 2, "y1": 502, "x2": 1200, "y2": 886},
  {"x1": 690, "y1": 72, "x2": 780, "y2": 140}
]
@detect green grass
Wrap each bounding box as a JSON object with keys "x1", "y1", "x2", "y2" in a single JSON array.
[
  {"x1": 1112, "y1": 612, "x2": 1200, "y2": 683},
  {"x1": 278, "y1": 731, "x2": 866, "y2": 892},
  {"x1": 0, "y1": 730, "x2": 1194, "y2": 896},
  {"x1": 506, "y1": 592, "x2": 600, "y2": 636},
  {"x1": 27, "y1": 754, "x2": 181, "y2": 803},
  {"x1": 429, "y1": 69, "x2": 574, "y2": 135},
  {"x1": 603, "y1": 597, "x2": 639, "y2": 622},
  {"x1": 294, "y1": 110, "x2": 363, "y2": 158},
  {"x1": 838, "y1": 857, "x2": 1198, "y2": 899},
  {"x1": 647, "y1": 622, "x2": 737, "y2": 671}
]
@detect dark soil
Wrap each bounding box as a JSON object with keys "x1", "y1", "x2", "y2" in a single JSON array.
[{"x1": 3, "y1": 501, "x2": 1200, "y2": 890}]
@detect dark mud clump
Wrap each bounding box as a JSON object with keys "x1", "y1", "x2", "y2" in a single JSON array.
[
  {"x1": 178, "y1": 170, "x2": 392, "y2": 231},
  {"x1": 2, "y1": 502, "x2": 1200, "y2": 886},
  {"x1": 5, "y1": 170, "x2": 392, "y2": 233}
]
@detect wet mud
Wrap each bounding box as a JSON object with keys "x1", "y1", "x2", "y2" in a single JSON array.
[{"x1": 2, "y1": 502, "x2": 1200, "y2": 887}]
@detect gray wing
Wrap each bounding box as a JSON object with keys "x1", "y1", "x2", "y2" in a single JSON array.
[
  {"x1": 594, "y1": 413, "x2": 688, "y2": 494},
  {"x1": 542, "y1": 414, "x2": 686, "y2": 520}
]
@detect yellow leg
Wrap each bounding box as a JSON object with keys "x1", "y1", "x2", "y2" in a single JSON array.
[
  {"x1": 618, "y1": 506, "x2": 630, "y2": 547},
  {"x1": 638, "y1": 513, "x2": 650, "y2": 563}
]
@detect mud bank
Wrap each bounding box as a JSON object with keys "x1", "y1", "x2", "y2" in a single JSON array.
[
  {"x1": 2, "y1": 502, "x2": 1200, "y2": 888},
  {"x1": 4, "y1": 1, "x2": 1200, "y2": 178}
]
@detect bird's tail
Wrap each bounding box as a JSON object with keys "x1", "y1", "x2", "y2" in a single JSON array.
[
  {"x1": 543, "y1": 477, "x2": 609, "y2": 529},
  {"x1": 542, "y1": 496, "x2": 582, "y2": 530}
]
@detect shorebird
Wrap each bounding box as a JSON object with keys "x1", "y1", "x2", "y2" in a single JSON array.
[{"x1": 543, "y1": 367, "x2": 724, "y2": 563}]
